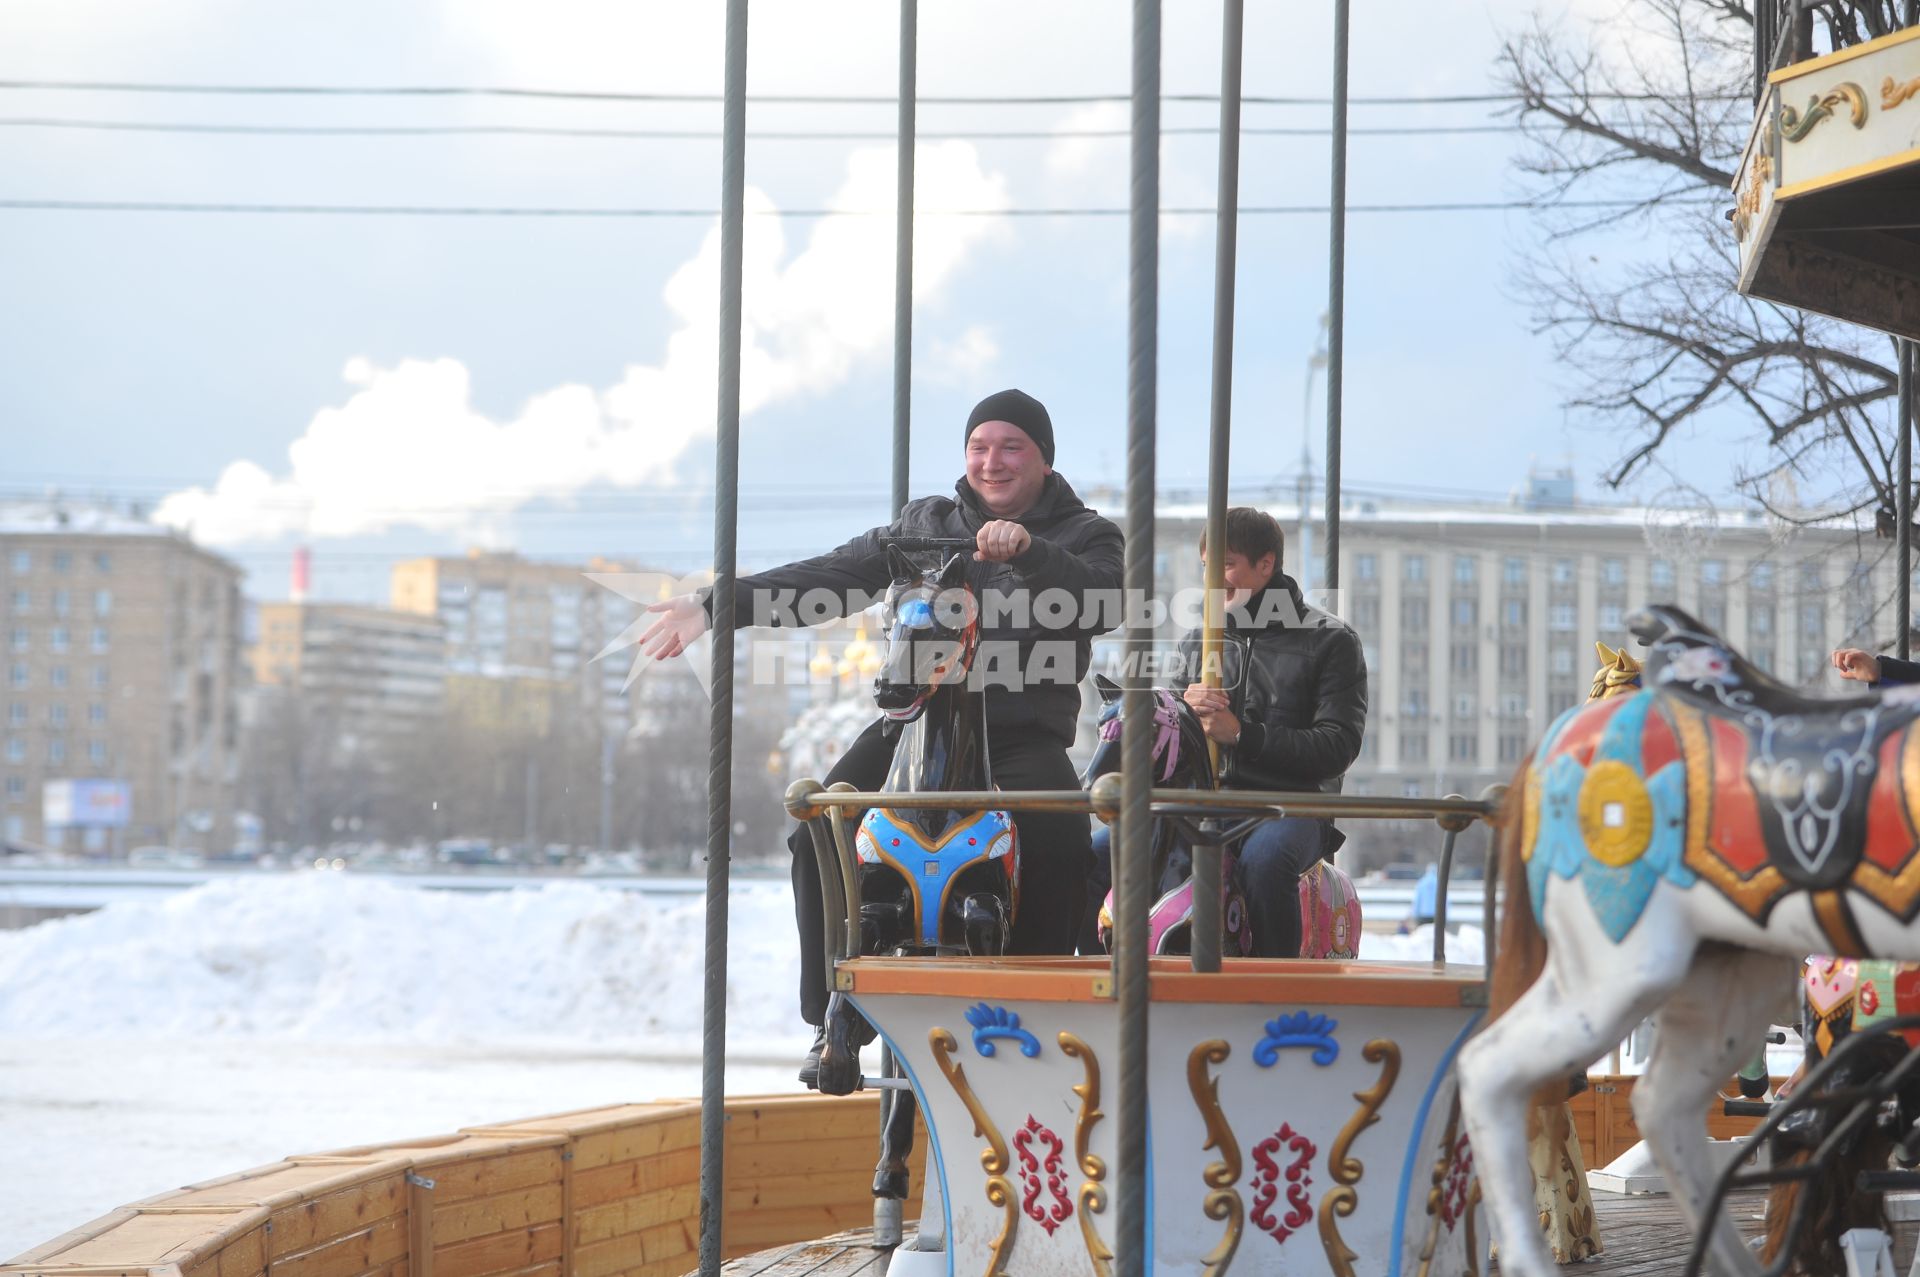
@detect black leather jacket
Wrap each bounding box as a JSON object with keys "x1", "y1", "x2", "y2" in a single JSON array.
[
  {"x1": 709, "y1": 473, "x2": 1124, "y2": 746},
  {"x1": 1174, "y1": 573, "x2": 1369, "y2": 798}
]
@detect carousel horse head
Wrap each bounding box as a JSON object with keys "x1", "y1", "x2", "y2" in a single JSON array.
[
  {"x1": 1458, "y1": 603, "x2": 1920, "y2": 1277},
  {"x1": 872, "y1": 544, "x2": 980, "y2": 721},
  {"x1": 1082, "y1": 673, "x2": 1216, "y2": 791}
]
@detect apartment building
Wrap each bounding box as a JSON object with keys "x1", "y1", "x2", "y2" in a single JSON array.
[
  {"x1": 1, "y1": 501, "x2": 244, "y2": 851},
  {"x1": 251, "y1": 601, "x2": 446, "y2": 746},
  {"x1": 1157, "y1": 487, "x2": 1898, "y2": 809}
]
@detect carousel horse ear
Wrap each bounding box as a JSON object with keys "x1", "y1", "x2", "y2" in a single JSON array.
[
  {"x1": 1595, "y1": 641, "x2": 1616, "y2": 666},
  {"x1": 936, "y1": 551, "x2": 969, "y2": 589},
  {"x1": 1094, "y1": 673, "x2": 1122, "y2": 704},
  {"x1": 886, "y1": 544, "x2": 917, "y2": 582}
]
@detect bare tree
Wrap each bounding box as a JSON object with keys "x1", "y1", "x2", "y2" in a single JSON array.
[{"x1": 1499, "y1": 0, "x2": 1910, "y2": 524}]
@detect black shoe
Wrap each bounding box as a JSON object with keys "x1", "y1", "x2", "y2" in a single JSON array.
[{"x1": 797, "y1": 1025, "x2": 828, "y2": 1089}]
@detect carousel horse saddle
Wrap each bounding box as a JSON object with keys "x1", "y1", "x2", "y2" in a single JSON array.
[{"x1": 1630, "y1": 604, "x2": 1920, "y2": 903}]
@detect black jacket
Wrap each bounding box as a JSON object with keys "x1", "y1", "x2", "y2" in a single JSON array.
[
  {"x1": 1174, "y1": 574, "x2": 1369, "y2": 798},
  {"x1": 1879, "y1": 656, "x2": 1920, "y2": 686},
  {"x1": 711, "y1": 473, "x2": 1124, "y2": 746}
]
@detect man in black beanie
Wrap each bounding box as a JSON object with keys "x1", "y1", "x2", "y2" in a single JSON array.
[{"x1": 639, "y1": 389, "x2": 1123, "y2": 1086}]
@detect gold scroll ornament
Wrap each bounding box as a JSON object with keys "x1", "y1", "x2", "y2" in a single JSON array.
[
  {"x1": 1779, "y1": 82, "x2": 1868, "y2": 142},
  {"x1": 1186, "y1": 1039, "x2": 1244, "y2": 1276},
  {"x1": 1884, "y1": 74, "x2": 1920, "y2": 110},
  {"x1": 930, "y1": 1027, "x2": 1017, "y2": 1277},
  {"x1": 1058, "y1": 1032, "x2": 1114, "y2": 1277},
  {"x1": 1319, "y1": 1039, "x2": 1403, "y2": 1277}
]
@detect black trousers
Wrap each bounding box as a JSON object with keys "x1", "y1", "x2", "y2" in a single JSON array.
[{"x1": 788, "y1": 716, "x2": 1091, "y2": 1026}]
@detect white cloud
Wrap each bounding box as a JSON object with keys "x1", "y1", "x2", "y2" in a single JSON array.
[{"x1": 158, "y1": 142, "x2": 1009, "y2": 545}]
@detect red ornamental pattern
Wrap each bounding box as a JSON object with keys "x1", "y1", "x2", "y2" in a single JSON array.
[
  {"x1": 1251, "y1": 1123, "x2": 1318, "y2": 1244},
  {"x1": 1014, "y1": 1116, "x2": 1073, "y2": 1235},
  {"x1": 1440, "y1": 1133, "x2": 1474, "y2": 1232}
]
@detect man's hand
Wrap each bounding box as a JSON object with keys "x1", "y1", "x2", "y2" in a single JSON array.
[
  {"x1": 1834, "y1": 647, "x2": 1882, "y2": 683},
  {"x1": 1183, "y1": 683, "x2": 1230, "y2": 716},
  {"x1": 1182, "y1": 684, "x2": 1240, "y2": 743},
  {"x1": 974, "y1": 520, "x2": 1032, "y2": 563},
  {"x1": 638, "y1": 593, "x2": 711, "y2": 660}
]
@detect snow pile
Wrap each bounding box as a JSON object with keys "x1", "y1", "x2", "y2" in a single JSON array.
[
  {"x1": 1357, "y1": 924, "x2": 1485, "y2": 966},
  {"x1": 0, "y1": 874, "x2": 802, "y2": 1053}
]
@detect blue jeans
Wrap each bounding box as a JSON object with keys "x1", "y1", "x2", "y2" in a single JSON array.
[{"x1": 1083, "y1": 816, "x2": 1326, "y2": 957}]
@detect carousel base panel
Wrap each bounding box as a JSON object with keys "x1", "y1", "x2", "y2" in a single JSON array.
[{"x1": 1587, "y1": 1137, "x2": 1766, "y2": 1196}]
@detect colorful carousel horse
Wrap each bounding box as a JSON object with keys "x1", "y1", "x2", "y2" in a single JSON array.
[
  {"x1": 1082, "y1": 674, "x2": 1362, "y2": 959},
  {"x1": 1459, "y1": 605, "x2": 1920, "y2": 1277}
]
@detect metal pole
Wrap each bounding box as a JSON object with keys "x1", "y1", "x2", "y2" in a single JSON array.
[
  {"x1": 1115, "y1": 0, "x2": 1160, "y2": 1271},
  {"x1": 891, "y1": 0, "x2": 917, "y2": 519},
  {"x1": 1901, "y1": 340, "x2": 1914, "y2": 662},
  {"x1": 698, "y1": 0, "x2": 748, "y2": 1271},
  {"x1": 1193, "y1": 0, "x2": 1244, "y2": 976},
  {"x1": 1322, "y1": 0, "x2": 1350, "y2": 595}
]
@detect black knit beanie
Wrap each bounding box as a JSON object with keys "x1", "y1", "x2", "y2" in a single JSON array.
[{"x1": 964, "y1": 389, "x2": 1055, "y2": 467}]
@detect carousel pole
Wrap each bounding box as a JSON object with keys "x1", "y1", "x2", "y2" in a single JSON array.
[
  {"x1": 1322, "y1": 0, "x2": 1350, "y2": 594},
  {"x1": 1901, "y1": 340, "x2": 1914, "y2": 662},
  {"x1": 874, "y1": 0, "x2": 916, "y2": 1249},
  {"x1": 1114, "y1": 0, "x2": 1160, "y2": 1270},
  {"x1": 1193, "y1": 0, "x2": 1245, "y2": 976},
  {"x1": 698, "y1": 1, "x2": 748, "y2": 1272}
]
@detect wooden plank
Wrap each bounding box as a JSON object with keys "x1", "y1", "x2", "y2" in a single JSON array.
[
  {"x1": 430, "y1": 1222, "x2": 562, "y2": 1277},
  {"x1": 572, "y1": 1184, "x2": 700, "y2": 1249},
  {"x1": 420, "y1": 1153, "x2": 563, "y2": 1206},
  {"x1": 721, "y1": 1100, "x2": 882, "y2": 1147},
  {"x1": 35, "y1": 1211, "x2": 256, "y2": 1267},
  {"x1": 573, "y1": 1216, "x2": 697, "y2": 1277},
  {"x1": 268, "y1": 1176, "x2": 408, "y2": 1261},
  {"x1": 429, "y1": 1187, "x2": 563, "y2": 1248},
  {"x1": 572, "y1": 1151, "x2": 700, "y2": 1212},
  {"x1": 271, "y1": 1216, "x2": 407, "y2": 1277},
  {"x1": 406, "y1": 1178, "x2": 432, "y2": 1277},
  {"x1": 570, "y1": 1121, "x2": 699, "y2": 1173},
  {"x1": 215, "y1": 1227, "x2": 267, "y2": 1277}
]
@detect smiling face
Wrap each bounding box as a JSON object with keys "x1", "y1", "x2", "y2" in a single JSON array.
[
  {"x1": 1201, "y1": 549, "x2": 1277, "y2": 607},
  {"x1": 964, "y1": 420, "x2": 1051, "y2": 519}
]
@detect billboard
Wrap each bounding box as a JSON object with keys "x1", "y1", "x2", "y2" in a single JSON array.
[{"x1": 42, "y1": 779, "x2": 132, "y2": 828}]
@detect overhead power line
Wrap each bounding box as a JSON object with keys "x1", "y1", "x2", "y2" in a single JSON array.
[
  {"x1": 0, "y1": 78, "x2": 1743, "y2": 106},
  {"x1": 0, "y1": 116, "x2": 1520, "y2": 140},
  {"x1": 0, "y1": 197, "x2": 1717, "y2": 218}
]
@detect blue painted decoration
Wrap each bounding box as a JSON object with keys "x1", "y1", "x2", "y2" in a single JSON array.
[
  {"x1": 1254, "y1": 1010, "x2": 1340, "y2": 1067},
  {"x1": 965, "y1": 1002, "x2": 1042, "y2": 1058}
]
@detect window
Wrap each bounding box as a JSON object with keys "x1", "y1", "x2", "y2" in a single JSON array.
[
  {"x1": 1400, "y1": 733, "x2": 1429, "y2": 763},
  {"x1": 1800, "y1": 562, "x2": 1824, "y2": 592},
  {"x1": 1503, "y1": 599, "x2": 1526, "y2": 628},
  {"x1": 1450, "y1": 644, "x2": 1477, "y2": 675},
  {"x1": 1602, "y1": 558, "x2": 1625, "y2": 586},
  {"x1": 87, "y1": 702, "x2": 106, "y2": 726},
  {"x1": 1402, "y1": 779, "x2": 1423, "y2": 798},
  {"x1": 90, "y1": 666, "x2": 109, "y2": 690},
  {"x1": 49, "y1": 626, "x2": 68, "y2": 654},
  {"x1": 1600, "y1": 604, "x2": 1623, "y2": 631},
  {"x1": 1405, "y1": 555, "x2": 1427, "y2": 583},
  {"x1": 52, "y1": 551, "x2": 71, "y2": 573},
  {"x1": 93, "y1": 590, "x2": 111, "y2": 617},
  {"x1": 1751, "y1": 606, "x2": 1773, "y2": 637},
  {"x1": 1551, "y1": 647, "x2": 1574, "y2": 675},
  {"x1": 1356, "y1": 553, "x2": 1377, "y2": 582},
  {"x1": 49, "y1": 666, "x2": 68, "y2": 689},
  {"x1": 1402, "y1": 641, "x2": 1427, "y2": 672},
  {"x1": 1799, "y1": 648, "x2": 1825, "y2": 681},
  {"x1": 1499, "y1": 692, "x2": 1526, "y2": 718},
  {"x1": 8, "y1": 628, "x2": 24, "y2": 653},
  {"x1": 1453, "y1": 555, "x2": 1477, "y2": 585},
  {"x1": 1550, "y1": 603, "x2": 1577, "y2": 632},
  {"x1": 1704, "y1": 602, "x2": 1726, "y2": 633},
  {"x1": 51, "y1": 590, "x2": 68, "y2": 617},
  {"x1": 1552, "y1": 558, "x2": 1576, "y2": 585},
  {"x1": 1498, "y1": 734, "x2": 1528, "y2": 763},
  {"x1": 1751, "y1": 561, "x2": 1774, "y2": 591},
  {"x1": 10, "y1": 589, "x2": 26, "y2": 613},
  {"x1": 93, "y1": 551, "x2": 110, "y2": 573},
  {"x1": 1499, "y1": 644, "x2": 1527, "y2": 677},
  {"x1": 47, "y1": 703, "x2": 66, "y2": 727},
  {"x1": 1504, "y1": 556, "x2": 1526, "y2": 586},
  {"x1": 88, "y1": 741, "x2": 107, "y2": 765},
  {"x1": 1751, "y1": 647, "x2": 1775, "y2": 674},
  {"x1": 1801, "y1": 603, "x2": 1824, "y2": 639},
  {"x1": 1404, "y1": 688, "x2": 1427, "y2": 718},
  {"x1": 6, "y1": 702, "x2": 23, "y2": 727},
  {"x1": 1652, "y1": 559, "x2": 1675, "y2": 589},
  {"x1": 1452, "y1": 599, "x2": 1477, "y2": 628},
  {"x1": 47, "y1": 738, "x2": 65, "y2": 765},
  {"x1": 1701, "y1": 560, "x2": 1725, "y2": 588},
  {"x1": 1403, "y1": 598, "x2": 1429, "y2": 631},
  {"x1": 4, "y1": 738, "x2": 21, "y2": 763},
  {"x1": 1453, "y1": 693, "x2": 1476, "y2": 719},
  {"x1": 1548, "y1": 690, "x2": 1579, "y2": 718},
  {"x1": 90, "y1": 627, "x2": 108, "y2": 654},
  {"x1": 3, "y1": 776, "x2": 20, "y2": 803},
  {"x1": 8, "y1": 664, "x2": 24, "y2": 689},
  {"x1": 8, "y1": 551, "x2": 26, "y2": 573},
  {"x1": 1449, "y1": 734, "x2": 1479, "y2": 763}
]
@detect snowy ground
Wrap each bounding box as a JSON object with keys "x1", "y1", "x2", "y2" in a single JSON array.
[{"x1": 0, "y1": 872, "x2": 1489, "y2": 1259}]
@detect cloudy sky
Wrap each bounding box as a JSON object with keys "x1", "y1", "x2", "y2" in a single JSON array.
[{"x1": 0, "y1": 0, "x2": 1753, "y2": 602}]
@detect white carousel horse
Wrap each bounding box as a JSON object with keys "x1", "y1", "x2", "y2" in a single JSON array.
[{"x1": 1458, "y1": 605, "x2": 1920, "y2": 1277}]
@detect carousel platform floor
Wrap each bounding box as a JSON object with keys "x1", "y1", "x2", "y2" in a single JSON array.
[{"x1": 706, "y1": 1190, "x2": 1916, "y2": 1274}]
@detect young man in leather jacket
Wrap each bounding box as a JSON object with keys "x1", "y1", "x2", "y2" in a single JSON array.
[
  {"x1": 638, "y1": 389, "x2": 1124, "y2": 1081},
  {"x1": 1178, "y1": 508, "x2": 1368, "y2": 957}
]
